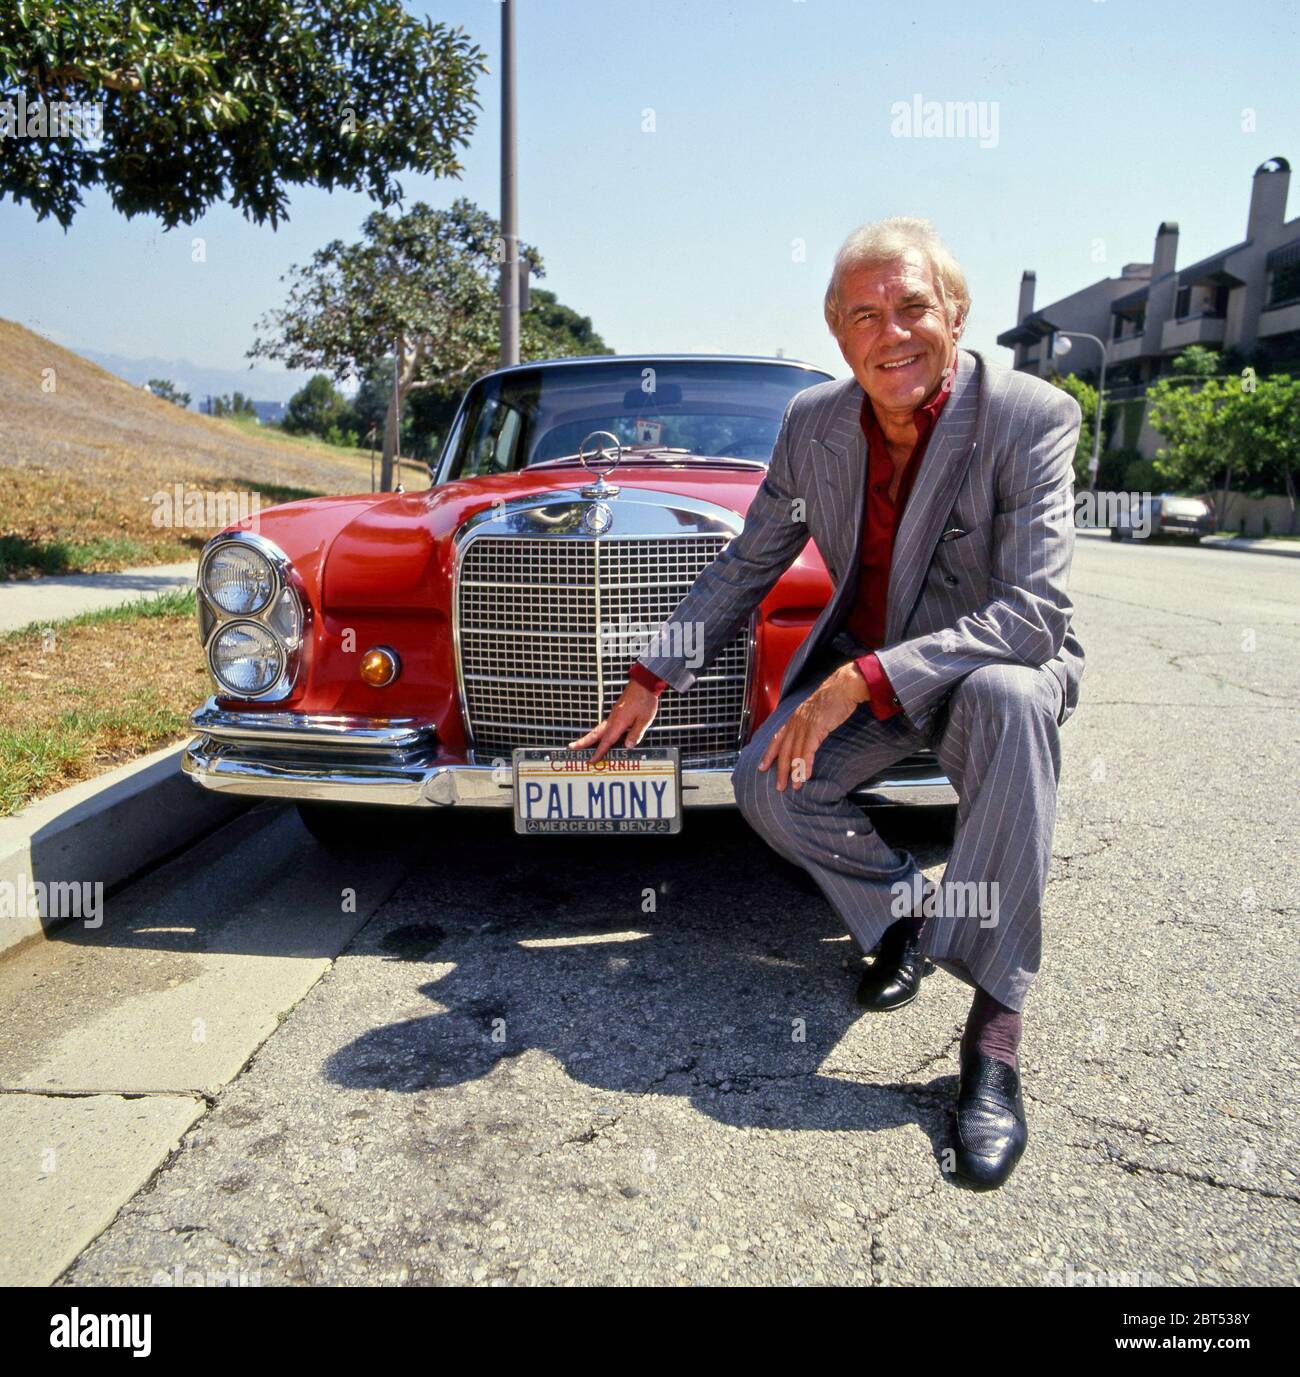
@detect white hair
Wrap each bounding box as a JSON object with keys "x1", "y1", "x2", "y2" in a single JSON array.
[{"x1": 823, "y1": 216, "x2": 971, "y2": 336}]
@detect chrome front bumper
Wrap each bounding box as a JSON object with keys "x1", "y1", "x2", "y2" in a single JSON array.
[{"x1": 181, "y1": 699, "x2": 956, "y2": 810}]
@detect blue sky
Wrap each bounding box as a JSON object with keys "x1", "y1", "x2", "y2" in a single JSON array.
[{"x1": 2, "y1": 0, "x2": 1297, "y2": 398}]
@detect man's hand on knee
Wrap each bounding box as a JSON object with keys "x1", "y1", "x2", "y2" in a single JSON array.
[{"x1": 758, "y1": 662, "x2": 868, "y2": 792}]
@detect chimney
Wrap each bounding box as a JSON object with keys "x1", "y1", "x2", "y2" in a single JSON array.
[
  {"x1": 1247, "y1": 157, "x2": 1290, "y2": 239},
  {"x1": 1152, "y1": 221, "x2": 1179, "y2": 277},
  {"x1": 1017, "y1": 270, "x2": 1036, "y2": 322}
]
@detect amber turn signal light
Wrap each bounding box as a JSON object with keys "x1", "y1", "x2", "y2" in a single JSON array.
[{"x1": 359, "y1": 646, "x2": 401, "y2": 687}]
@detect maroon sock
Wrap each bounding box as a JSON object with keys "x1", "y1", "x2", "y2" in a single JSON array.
[{"x1": 961, "y1": 985, "x2": 1022, "y2": 1072}]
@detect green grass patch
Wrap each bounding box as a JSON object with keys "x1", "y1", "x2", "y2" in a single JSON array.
[
  {"x1": 218, "y1": 411, "x2": 371, "y2": 462},
  {"x1": 0, "y1": 588, "x2": 207, "y2": 815},
  {"x1": 0, "y1": 533, "x2": 192, "y2": 580},
  {"x1": 0, "y1": 697, "x2": 189, "y2": 816}
]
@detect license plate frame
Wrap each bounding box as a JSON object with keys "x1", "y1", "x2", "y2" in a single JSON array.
[{"x1": 512, "y1": 746, "x2": 683, "y2": 835}]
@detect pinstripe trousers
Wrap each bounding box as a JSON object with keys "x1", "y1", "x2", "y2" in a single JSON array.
[{"x1": 732, "y1": 631, "x2": 1065, "y2": 1012}]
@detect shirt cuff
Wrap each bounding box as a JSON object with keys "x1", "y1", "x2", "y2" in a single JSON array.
[
  {"x1": 856, "y1": 653, "x2": 902, "y2": 720},
  {"x1": 628, "y1": 660, "x2": 669, "y2": 696}
]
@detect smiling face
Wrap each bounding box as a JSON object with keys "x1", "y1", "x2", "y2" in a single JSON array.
[{"x1": 832, "y1": 247, "x2": 963, "y2": 424}]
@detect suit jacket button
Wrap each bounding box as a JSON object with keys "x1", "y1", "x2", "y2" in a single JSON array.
[{"x1": 943, "y1": 574, "x2": 959, "y2": 587}]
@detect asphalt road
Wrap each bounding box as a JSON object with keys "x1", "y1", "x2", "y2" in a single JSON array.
[{"x1": 8, "y1": 533, "x2": 1299, "y2": 1287}]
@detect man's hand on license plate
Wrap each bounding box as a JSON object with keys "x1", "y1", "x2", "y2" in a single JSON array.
[{"x1": 568, "y1": 680, "x2": 660, "y2": 762}]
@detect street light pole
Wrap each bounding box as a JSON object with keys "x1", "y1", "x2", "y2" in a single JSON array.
[
  {"x1": 1051, "y1": 330, "x2": 1107, "y2": 492},
  {"x1": 499, "y1": 0, "x2": 519, "y2": 368}
]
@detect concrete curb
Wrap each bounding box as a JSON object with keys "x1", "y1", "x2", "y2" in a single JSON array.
[
  {"x1": 0, "y1": 741, "x2": 249, "y2": 960},
  {"x1": 1075, "y1": 528, "x2": 1300, "y2": 558},
  {"x1": 1201, "y1": 536, "x2": 1300, "y2": 559}
]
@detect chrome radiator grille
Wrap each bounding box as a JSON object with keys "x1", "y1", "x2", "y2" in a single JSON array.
[{"x1": 456, "y1": 535, "x2": 750, "y2": 767}]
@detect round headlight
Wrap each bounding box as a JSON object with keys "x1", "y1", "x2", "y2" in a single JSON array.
[
  {"x1": 210, "y1": 620, "x2": 285, "y2": 696},
  {"x1": 204, "y1": 542, "x2": 275, "y2": 615}
]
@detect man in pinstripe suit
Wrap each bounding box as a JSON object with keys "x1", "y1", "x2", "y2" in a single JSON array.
[{"x1": 572, "y1": 218, "x2": 1084, "y2": 1188}]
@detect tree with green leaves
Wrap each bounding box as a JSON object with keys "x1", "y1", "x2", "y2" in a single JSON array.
[
  {"x1": 1046, "y1": 372, "x2": 1098, "y2": 486},
  {"x1": 403, "y1": 288, "x2": 612, "y2": 462},
  {"x1": 1169, "y1": 345, "x2": 1223, "y2": 379},
  {"x1": 1146, "y1": 376, "x2": 1233, "y2": 517},
  {"x1": 146, "y1": 377, "x2": 189, "y2": 407},
  {"x1": 1, "y1": 1, "x2": 486, "y2": 228},
  {"x1": 251, "y1": 199, "x2": 525, "y2": 490},
  {"x1": 250, "y1": 200, "x2": 609, "y2": 489},
  {"x1": 1215, "y1": 376, "x2": 1300, "y2": 530},
  {"x1": 284, "y1": 374, "x2": 347, "y2": 440},
  {"x1": 1146, "y1": 373, "x2": 1299, "y2": 530},
  {"x1": 208, "y1": 392, "x2": 256, "y2": 419}
]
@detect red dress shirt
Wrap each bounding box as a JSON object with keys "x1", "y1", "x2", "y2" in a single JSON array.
[
  {"x1": 628, "y1": 367, "x2": 953, "y2": 722},
  {"x1": 847, "y1": 372, "x2": 952, "y2": 719}
]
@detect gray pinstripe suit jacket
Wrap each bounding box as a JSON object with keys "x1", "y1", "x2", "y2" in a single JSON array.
[{"x1": 637, "y1": 347, "x2": 1085, "y2": 736}]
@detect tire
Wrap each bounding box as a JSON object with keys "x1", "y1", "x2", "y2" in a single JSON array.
[{"x1": 294, "y1": 801, "x2": 410, "y2": 851}]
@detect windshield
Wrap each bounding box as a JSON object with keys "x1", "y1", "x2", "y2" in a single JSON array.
[{"x1": 438, "y1": 359, "x2": 833, "y2": 481}]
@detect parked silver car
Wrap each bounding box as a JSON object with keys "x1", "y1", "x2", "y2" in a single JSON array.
[{"x1": 1110, "y1": 493, "x2": 1214, "y2": 542}]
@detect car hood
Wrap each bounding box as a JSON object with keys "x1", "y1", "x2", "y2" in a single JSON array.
[{"x1": 313, "y1": 465, "x2": 829, "y2": 608}]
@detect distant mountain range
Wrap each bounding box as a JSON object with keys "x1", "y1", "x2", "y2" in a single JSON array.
[{"x1": 77, "y1": 346, "x2": 333, "y2": 407}]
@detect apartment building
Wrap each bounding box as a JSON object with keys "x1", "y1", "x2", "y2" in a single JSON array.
[{"x1": 998, "y1": 157, "x2": 1300, "y2": 456}]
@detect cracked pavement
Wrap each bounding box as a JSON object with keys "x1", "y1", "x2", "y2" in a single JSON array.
[{"x1": 5, "y1": 533, "x2": 1298, "y2": 1286}]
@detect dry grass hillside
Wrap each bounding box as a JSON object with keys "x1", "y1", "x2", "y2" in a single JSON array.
[{"x1": 0, "y1": 318, "x2": 423, "y2": 579}]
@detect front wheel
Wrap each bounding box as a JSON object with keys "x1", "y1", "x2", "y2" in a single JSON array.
[{"x1": 294, "y1": 801, "x2": 409, "y2": 851}]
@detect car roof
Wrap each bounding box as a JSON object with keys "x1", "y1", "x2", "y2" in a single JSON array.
[{"x1": 478, "y1": 353, "x2": 835, "y2": 380}]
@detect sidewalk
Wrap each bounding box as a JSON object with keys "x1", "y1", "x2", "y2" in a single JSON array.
[{"x1": 0, "y1": 562, "x2": 198, "y2": 635}]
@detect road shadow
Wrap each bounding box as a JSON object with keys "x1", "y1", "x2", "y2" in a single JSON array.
[{"x1": 323, "y1": 805, "x2": 960, "y2": 1159}]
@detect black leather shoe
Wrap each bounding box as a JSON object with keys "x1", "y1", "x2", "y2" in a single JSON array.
[
  {"x1": 855, "y1": 918, "x2": 932, "y2": 1011},
  {"x1": 950, "y1": 1052, "x2": 1028, "y2": 1189}
]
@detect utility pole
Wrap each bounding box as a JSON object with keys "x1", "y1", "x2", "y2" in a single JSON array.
[{"x1": 499, "y1": 0, "x2": 519, "y2": 367}]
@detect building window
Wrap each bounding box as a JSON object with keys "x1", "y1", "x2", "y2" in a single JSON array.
[
  {"x1": 1175, "y1": 286, "x2": 1191, "y2": 319},
  {"x1": 1268, "y1": 261, "x2": 1300, "y2": 308}
]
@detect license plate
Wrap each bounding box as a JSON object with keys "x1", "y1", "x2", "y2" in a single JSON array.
[{"x1": 512, "y1": 746, "x2": 682, "y2": 835}]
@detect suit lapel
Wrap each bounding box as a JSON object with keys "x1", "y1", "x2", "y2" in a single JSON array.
[
  {"x1": 884, "y1": 349, "x2": 982, "y2": 643},
  {"x1": 808, "y1": 386, "x2": 867, "y2": 597}
]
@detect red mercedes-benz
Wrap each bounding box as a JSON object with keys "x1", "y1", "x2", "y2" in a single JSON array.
[{"x1": 183, "y1": 355, "x2": 952, "y2": 843}]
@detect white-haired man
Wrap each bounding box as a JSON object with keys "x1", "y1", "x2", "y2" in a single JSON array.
[{"x1": 572, "y1": 217, "x2": 1084, "y2": 1188}]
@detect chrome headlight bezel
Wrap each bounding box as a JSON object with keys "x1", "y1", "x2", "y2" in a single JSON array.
[
  {"x1": 208, "y1": 619, "x2": 288, "y2": 698},
  {"x1": 197, "y1": 531, "x2": 307, "y2": 701},
  {"x1": 201, "y1": 539, "x2": 276, "y2": 615}
]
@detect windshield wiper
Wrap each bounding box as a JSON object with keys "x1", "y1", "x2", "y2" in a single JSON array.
[{"x1": 529, "y1": 449, "x2": 764, "y2": 469}]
